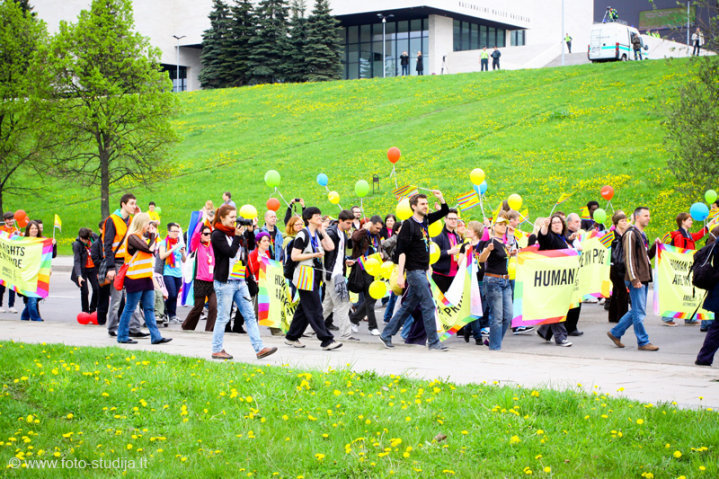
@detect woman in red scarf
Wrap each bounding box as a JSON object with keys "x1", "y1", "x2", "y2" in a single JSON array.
[
  {"x1": 182, "y1": 224, "x2": 217, "y2": 331},
  {"x1": 159, "y1": 223, "x2": 186, "y2": 324}
]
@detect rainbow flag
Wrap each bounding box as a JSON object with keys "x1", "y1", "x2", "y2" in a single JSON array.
[
  {"x1": 597, "y1": 230, "x2": 614, "y2": 248},
  {"x1": 661, "y1": 231, "x2": 673, "y2": 244},
  {"x1": 456, "y1": 191, "x2": 480, "y2": 211},
  {"x1": 53, "y1": 214, "x2": 62, "y2": 231},
  {"x1": 393, "y1": 184, "x2": 418, "y2": 200},
  {"x1": 708, "y1": 208, "x2": 719, "y2": 223},
  {"x1": 257, "y1": 258, "x2": 270, "y2": 323},
  {"x1": 0, "y1": 233, "x2": 52, "y2": 298},
  {"x1": 554, "y1": 192, "x2": 573, "y2": 206}
]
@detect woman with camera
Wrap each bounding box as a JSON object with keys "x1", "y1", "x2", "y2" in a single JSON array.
[{"x1": 210, "y1": 205, "x2": 277, "y2": 361}]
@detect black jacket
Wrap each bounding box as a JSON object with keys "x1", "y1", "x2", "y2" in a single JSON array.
[
  {"x1": 323, "y1": 223, "x2": 347, "y2": 282},
  {"x1": 71, "y1": 238, "x2": 92, "y2": 285},
  {"x1": 211, "y1": 229, "x2": 255, "y2": 283},
  {"x1": 431, "y1": 226, "x2": 461, "y2": 276}
]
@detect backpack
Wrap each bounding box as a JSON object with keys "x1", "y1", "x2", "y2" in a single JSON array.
[
  {"x1": 610, "y1": 233, "x2": 626, "y2": 279},
  {"x1": 283, "y1": 237, "x2": 297, "y2": 281},
  {"x1": 689, "y1": 242, "x2": 719, "y2": 291}
]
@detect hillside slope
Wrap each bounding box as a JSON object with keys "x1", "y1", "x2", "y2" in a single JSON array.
[{"x1": 15, "y1": 58, "x2": 698, "y2": 250}]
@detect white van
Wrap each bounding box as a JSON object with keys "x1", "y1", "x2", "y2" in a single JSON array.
[{"x1": 588, "y1": 23, "x2": 644, "y2": 62}]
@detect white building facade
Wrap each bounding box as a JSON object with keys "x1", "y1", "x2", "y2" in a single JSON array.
[{"x1": 33, "y1": 0, "x2": 594, "y2": 91}]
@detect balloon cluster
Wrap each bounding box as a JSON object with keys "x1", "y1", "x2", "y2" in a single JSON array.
[
  {"x1": 13, "y1": 210, "x2": 30, "y2": 228},
  {"x1": 76, "y1": 312, "x2": 98, "y2": 325}
]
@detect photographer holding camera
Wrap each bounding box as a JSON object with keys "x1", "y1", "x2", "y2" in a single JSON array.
[
  {"x1": 283, "y1": 197, "x2": 305, "y2": 225},
  {"x1": 210, "y1": 204, "x2": 277, "y2": 361}
]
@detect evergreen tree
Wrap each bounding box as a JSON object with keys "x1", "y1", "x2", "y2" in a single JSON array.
[
  {"x1": 286, "y1": 0, "x2": 309, "y2": 83},
  {"x1": 12, "y1": 0, "x2": 34, "y2": 16},
  {"x1": 226, "y1": 0, "x2": 254, "y2": 86},
  {"x1": 304, "y1": 0, "x2": 343, "y2": 82},
  {"x1": 247, "y1": 0, "x2": 290, "y2": 84},
  {"x1": 199, "y1": 0, "x2": 233, "y2": 89}
]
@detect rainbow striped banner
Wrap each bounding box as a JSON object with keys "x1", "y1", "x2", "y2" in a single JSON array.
[
  {"x1": 0, "y1": 232, "x2": 53, "y2": 298},
  {"x1": 393, "y1": 184, "x2": 419, "y2": 200},
  {"x1": 229, "y1": 260, "x2": 246, "y2": 281},
  {"x1": 257, "y1": 256, "x2": 297, "y2": 332},
  {"x1": 295, "y1": 264, "x2": 315, "y2": 291}
]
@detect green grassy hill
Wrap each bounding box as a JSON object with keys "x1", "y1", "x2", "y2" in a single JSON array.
[{"x1": 14, "y1": 58, "x2": 700, "y2": 251}]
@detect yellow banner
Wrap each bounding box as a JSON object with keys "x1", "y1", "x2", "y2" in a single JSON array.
[
  {"x1": 512, "y1": 248, "x2": 580, "y2": 326},
  {"x1": 654, "y1": 244, "x2": 715, "y2": 320},
  {"x1": 576, "y1": 233, "x2": 612, "y2": 300},
  {"x1": 258, "y1": 258, "x2": 297, "y2": 332}
]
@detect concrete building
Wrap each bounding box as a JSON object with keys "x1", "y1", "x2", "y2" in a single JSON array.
[{"x1": 33, "y1": 0, "x2": 595, "y2": 91}]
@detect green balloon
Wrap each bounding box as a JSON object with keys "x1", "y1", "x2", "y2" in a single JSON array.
[
  {"x1": 705, "y1": 189, "x2": 718, "y2": 204},
  {"x1": 155, "y1": 206, "x2": 162, "y2": 215},
  {"x1": 355, "y1": 180, "x2": 370, "y2": 198},
  {"x1": 264, "y1": 170, "x2": 281, "y2": 188},
  {"x1": 593, "y1": 208, "x2": 607, "y2": 224}
]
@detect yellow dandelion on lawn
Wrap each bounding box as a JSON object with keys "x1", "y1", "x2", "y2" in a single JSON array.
[
  {"x1": 510, "y1": 435, "x2": 521, "y2": 445},
  {"x1": 636, "y1": 419, "x2": 644, "y2": 425},
  {"x1": 315, "y1": 453, "x2": 325, "y2": 461},
  {"x1": 673, "y1": 450, "x2": 682, "y2": 459},
  {"x1": 544, "y1": 467, "x2": 551, "y2": 473}
]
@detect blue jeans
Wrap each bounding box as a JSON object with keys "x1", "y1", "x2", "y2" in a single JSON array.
[
  {"x1": 611, "y1": 281, "x2": 650, "y2": 346},
  {"x1": 485, "y1": 276, "x2": 513, "y2": 350},
  {"x1": 163, "y1": 275, "x2": 183, "y2": 317},
  {"x1": 401, "y1": 64, "x2": 409, "y2": 76},
  {"x1": 381, "y1": 270, "x2": 440, "y2": 347},
  {"x1": 118, "y1": 289, "x2": 163, "y2": 343},
  {"x1": 213, "y1": 280, "x2": 263, "y2": 353},
  {"x1": 383, "y1": 292, "x2": 398, "y2": 322},
  {"x1": 21, "y1": 297, "x2": 41, "y2": 321}
]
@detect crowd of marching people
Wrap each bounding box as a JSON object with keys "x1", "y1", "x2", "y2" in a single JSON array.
[{"x1": 2, "y1": 191, "x2": 719, "y2": 367}]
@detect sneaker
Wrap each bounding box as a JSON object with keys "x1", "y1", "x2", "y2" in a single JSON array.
[
  {"x1": 379, "y1": 335, "x2": 394, "y2": 349},
  {"x1": 480, "y1": 327, "x2": 489, "y2": 337},
  {"x1": 568, "y1": 330, "x2": 584, "y2": 336},
  {"x1": 606, "y1": 331, "x2": 625, "y2": 348},
  {"x1": 513, "y1": 326, "x2": 534, "y2": 335},
  {"x1": 8, "y1": 307, "x2": 18, "y2": 314},
  {"x1": 342, "y1": 336, "x2": 360, "y2": 342},
  {"x1": 169, "y1": 316, "x2": 181, "y2": 324},
  {"x1": 428, "y1": 343, "x2": 449, "y2": 352},
  {"x1": 212, "y1": 350, "x2": 233, "y2": 360},
  {"x1": 663, "y1": 321, "x2": 677, "y2": 327},
  {"x1": 557, "y1": 339, "x2": 572, "y2": 347},
  {"x1": 638, "y1": 343, "x2": 659, "y2": 351},
  {"x1": 322, "y1": 341, "x2": 343, "y2": 351},
  {"x1": 695, "y1": 359, "x2": 712, "y2": 366},
  {"x1": 475, "y1": 338, "x2": 484, "y2": 346},
  {"x1": 256, "y1": 346, "x2": 278, "y2": 359},
  {"x1": 369, "y1": 328, "x2": 381, "y2": 336},
  {"x1": 327, "y1": 324, "x2": 339, "y2": 331},
  {"x1": 350, "y1": 324, "x2": 359, "y2": 334},
  {"x1": 0, "y1": 307, "x2": 6, "y2": 313},
  {"x1": 284, "y1": 338, "x2": 306, "y2": 348}
]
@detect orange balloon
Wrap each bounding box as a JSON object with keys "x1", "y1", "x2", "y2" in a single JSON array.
[
  {"x1": 16, "y1": 215, "x2": 29, "y2": 228},
  {"x1": 600, "y1": 185, "x2": 614, "y2": 201},
  {"x1": 266, "y1": 198, "x2": 281, "y2": 212},
  {"x1": 387, "y1": 147, "x2": 401, "y2": 164},
  {"x1": 13, "y1": 209, "x2": 26, "y2": 222}
]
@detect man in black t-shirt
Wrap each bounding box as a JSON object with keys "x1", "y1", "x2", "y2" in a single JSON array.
[{"x1": 380, "y1": 191, "x2": 450, "y2": 351}]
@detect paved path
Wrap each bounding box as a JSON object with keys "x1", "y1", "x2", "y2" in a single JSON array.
[{"x1": 1, "y1": 258, "x2": 717, "y2": 409}]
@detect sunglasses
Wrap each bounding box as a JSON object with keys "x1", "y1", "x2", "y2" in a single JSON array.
[{"x1": 201, "y1": 232, "x2": 211, "y2": 236}]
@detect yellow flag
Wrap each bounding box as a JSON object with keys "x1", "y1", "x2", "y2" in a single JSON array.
[{"x1": 53, "y1": 214, "x2": 62, "y2": 231}]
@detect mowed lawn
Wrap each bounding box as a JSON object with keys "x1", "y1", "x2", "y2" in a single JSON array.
[
  {"x1": 13, "y1": 58, "x2": 699, "y2": 253},
  {"x1": 1, "y1": 341, "x2": 717, "y2": 477}
]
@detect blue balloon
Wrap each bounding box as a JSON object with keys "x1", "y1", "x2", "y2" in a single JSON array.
[
  {"x1": 316, "y1": 173, "x2": 328, "y2": 187},
  {"x1": 479, "y1": 181, "x2": 488, "y2": 195},
  {"x1": 690, "y1": 202, "x2": 709, "y2": 221}
]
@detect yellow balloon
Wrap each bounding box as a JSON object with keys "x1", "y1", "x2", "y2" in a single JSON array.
[
  {"x1": 328, "y1": 191, "x2": 340, "y2": 205},
  {"x1": 380, "y1": 261, "x2": 394, "y2": 280},
  {"x1": 396, "y1": 198, "x2": 412, "y2": 220},
  {"x1": 389, "y1": 267, "x2": 404, "y2": 295},
  {"x1": 363, "y1": 257, "x2": 381, "y2": 276},
  {"x1": 508, "y1": 257, "x2": 517, "y2": 280},
  {"x1": 507, "y1": 194, "x2": 523, "y2": 211},
  {"x1": 428, "y1": 219, "x2": 443, "y2": 238},
  {"x1": 429, "y1": 241, "x2": 440, "y2": 265},
  {"x1": 239, "y1": 204, "x2": 258, "y2": 219},
  {"x1": 368, "y1": 280, "x2": 388, "y2": 300},
  {"x1": 470, "y1": 168, "x2": 486, "y2": 185}
]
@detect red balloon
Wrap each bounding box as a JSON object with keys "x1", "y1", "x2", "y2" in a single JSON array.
[
  {"x1": 77, "y1": 312, "x2": 91, "y2": 325},
  {"x1": 89, "y1": 312, "x2": 98, "y2": 325},
  {"x1": 600, "y1": 185, "x2": 614, "y2": 201},
  {"x1": 387, "y1": 147, "x2": 401, "y2": 164},
  {"x1": 266, "y1": 198, "x2": 281, "y2": 212},
  {"x1": 13, "y1": 209, "x2": 26, "y2": 222},
  {"x1": 16, "y1": 215, "x2": 29, "y2": 228}
]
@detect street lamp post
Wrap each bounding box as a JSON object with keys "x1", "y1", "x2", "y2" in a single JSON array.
[
  {"x1": 172, "y1": 34, "x2": 186, "y2": 92},
  {"x1": 561, "y1": 0, "x2": 565, "y2": 66},
  {"x1": 376, "y1": 13, "x2": 394, "y2": 78}
]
